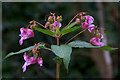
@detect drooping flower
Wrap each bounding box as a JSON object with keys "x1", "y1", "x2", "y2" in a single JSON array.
[
  {"x1": 90, "y1": 37, "x2": 104, "y2": 46},
  {"x1": 88, "y1": 24, "x2": 95, "y2": 33},
  {"x1": 38, "y1": 57, "x2": 43, "y2": 66},
  {"x1": 53, "y1": 21, "x2": 62, "y2": 29},
  {"x1": 19, "y1": 28, "x2": 34, "y2": 45},
  {"x1": 22, "y1": 53, "x2": 43, "y2": 72},
  {"x1": 85, "y1": 15, "x2": 94, "y2": 24},
  {"x1": 81, "y1": 15, "x2": 95, "y2": 32},
  {"x1": 81, "y1": 22, "x2": 89, "y2": 29}
]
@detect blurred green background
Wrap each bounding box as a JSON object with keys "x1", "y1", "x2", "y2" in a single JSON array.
[{"x1": 2, "y1": 2, "x2": 120, "y2": 78}]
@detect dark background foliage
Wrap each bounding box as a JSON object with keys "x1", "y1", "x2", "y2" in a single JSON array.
[{"x1": 2, "y1": 2, "x2": 120, "y2": 78}]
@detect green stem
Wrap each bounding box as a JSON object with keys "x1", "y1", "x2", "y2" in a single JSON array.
[{"x1": 56, "y1": 37, "x2": 60, "y2": 80}]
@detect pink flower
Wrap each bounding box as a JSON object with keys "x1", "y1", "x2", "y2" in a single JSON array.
[
  {"x1": 38, "y1": 57, "x2": 43, "y2": 66},
  {"x1": 81, "y1": 22, "x2": 95, "y2": 32},
  {"x1": 88, "y1": 24, "x2": 95, "y2": 33},
  {"x1": 81, "y1": 22, "x2": 89, "y2": 29},
  {"x1": 90, "y1": 37, "x2": 104, "y2": 46},
  {"x1": 85, "y1": 15, "x2": 94, "y2": 24},
  {"x1": 75, "y1": 18, "x2": 80, "y2": 24},
  {"x1": 53, "y1": 21, "x2": 62, "y2": 29},
  {"x1": 19, "y1": 28, "x2": 34, "y2": 45},
  {"x1": 22, "y1": 53, "x2": 43, "y2": 72}
]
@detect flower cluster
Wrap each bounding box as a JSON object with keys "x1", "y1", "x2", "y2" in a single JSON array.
[
  {"x1": 22, "y1": 52, "x2": 43, "y2": 72},
  {"x1": 45, "y1": 13, "x2": 62, "y2": 32},
  {"x1": 76, "y1": 15, "x2": 95, "y2": 33},
  {"x1": 75, "y1": 15, "x2": 104, "y2": 46},
  {"x1": 19, "y1": 25, "x2": 43, "y2": 72},
  {"x1": 19, "y1": 12, "x2": 105, "y2": 72}
]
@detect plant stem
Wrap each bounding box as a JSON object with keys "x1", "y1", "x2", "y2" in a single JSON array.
[
  {"x1": 65, "y1": 28, "x2": 87, "y2": 44},
  {"x1": 56, "y1": 37, "x2": 60, "y2": 80},
  {"x1": 36, "y1": 22, "x2": 49, "y2": 30},
  {"x1": 64, "y1": 12, "x2": 86, "y2": 30}
]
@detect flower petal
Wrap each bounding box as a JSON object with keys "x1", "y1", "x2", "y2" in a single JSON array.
[
  {"x1": 38, "y1": 57, "x2": 43, "y2": 66},
  {"x1": 19, "y1": 38, "x2": 23, "y2": 45}
]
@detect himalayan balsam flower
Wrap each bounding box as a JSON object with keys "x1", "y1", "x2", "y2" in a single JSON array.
[
  {"x1": 22, "y1": 53, "x2": 43, "y2": 72},
  {"x1": 19, "y1": 28, "x2": 34, "y2": 45},
  {"x1": 53, "y1": 21, "x2": 62, "y2": 29},
  {"x1": 90, "y1": 37, "x2": 104, "y2": 46},
  {"x1": 81, "y1": 22, "x2": 89, "y2": 29},
  {"x1": 85, "y1": 15, "x2": 94, "y2": 24},
  {"x1": 88, "y1": 24, "x2": 95, "y2": 33},
  {"x1": 81, "y1": 15, "x2": 95, "y2": 32}
]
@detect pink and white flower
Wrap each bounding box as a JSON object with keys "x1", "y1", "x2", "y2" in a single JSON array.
[
  {"x1": 22, "y1": 53, "x2": 43, "y2": 72},
  {"x1": 19, "y1": 28, "x2": 34, "y2": 45},
  {"x1": 81, "y1": 22, "x2": 89, "y2": 29},
  {"x1": 88, "y1": 24, "x2": 95, "y2": 33},
  {"x1": 81, "y1": 22, "x2": 95, "y2": 32},
  {"x1": 53, "y1": 21, "x2": 62, "y2": 29},
  {"x1": 81, "y1": 15, "x2": 95, "y2": 32},
  {"x1": 85, "y1": 15, "x2": 94, "y2": 24},
  {"x1": 90, "y1": 37, "x2": 104, "y2": 46}
]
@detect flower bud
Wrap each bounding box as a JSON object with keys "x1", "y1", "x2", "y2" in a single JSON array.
[
  {"x1": 57, "y1": 16, "x2": 62, "y2": 22},
  {"x1": 49, "y1": 24, "x2": 54, "y2": 30},
  {"x1": 48, "y1": 16, "x2": 53, "y2": 22},
  {"x1": 81, "y1": 16, "x2": 85, "y2": 22},
  {"x1": 96, "y1": 32, "x2": 103, "y2": 39},
  {"x1": 75, "y1": 18, "x2": 80, "y2": 24},
  {"x1": 45, "y1": 21, "x2": 50, "y2": 27}
]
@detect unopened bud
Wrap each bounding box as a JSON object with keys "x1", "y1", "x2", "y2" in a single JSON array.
[
  {"x1": 45, "y1": 21, "x2": 50, "y2": 27},
  {"x1": 82, "y1": 12, "x2": 86, "y2": 15},
  {"x1": 49, "y1": 24, "x2": 54, "y2": 30},
  {"x1": 75, "y1": 18, "x2": 80, "y2": 24},
  {"x1": 81, "y1": 16, "x2": 85, "y2": 22},
  {"x1": 57, "y1": 16, "x2": 62, "y2": 22},
  {"x1": 48, "y1": 16, "x2": 53, "y2": 21}
]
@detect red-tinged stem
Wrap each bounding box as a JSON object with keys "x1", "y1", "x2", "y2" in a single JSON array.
[
  {"x1": 38, "y1": 42, "x2": 50, "y2": 46},
  {"x1": 64, "y1": 12, "x2": 86, "y2": 30},
  {"x1": 36, "y1": 22, "x2": 49, "y2": 30},
  {"x1": 26, "y1": 24, "x2": 31, "y2": 29},
  {"x1": 65, "y1": 28, "x2": 87, "y2": 44},
  {"x1": 56, "y1": 37, "x2": 60, "y2": 80}
]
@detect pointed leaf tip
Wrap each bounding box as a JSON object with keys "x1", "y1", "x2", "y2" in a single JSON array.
[
  {"x1": 51, "y1": 44, "x2": 72, "y2": 70},
  {"x1": 100, "y1": 46, "x2": 118, "y2": 51},
  {"x1": 4, "y1": 44, "x2": 45, "y2": 59}
]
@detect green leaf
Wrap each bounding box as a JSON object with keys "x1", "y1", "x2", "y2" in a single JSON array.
[
  {"x1": 56, "y1": 26, "x2": 59, "y2": 34},
  {"x1": 61, "y1": 26, "x2": 79, "y2": 36},
  {"x1": 51, "y1": 44, "x2": 72, "y2": 70},
  {"x1": 100, "y1": 46, "x2": 118, "y2": 51},
  {"x1": 68, "y1": 40, "x2": 118, "y2": 51},
  {"x1": 68, "y1": 40, "x2": 100, "y2": 48},
  {"x1": 4, "y1": 44, "x2": 45, "y2": 59},
  {"x1": 33, "y1": 27, "x2": 55, "y2": 37},
  {"x1": 62, "y1": 22, "x2": 76, "y2": 30}
]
